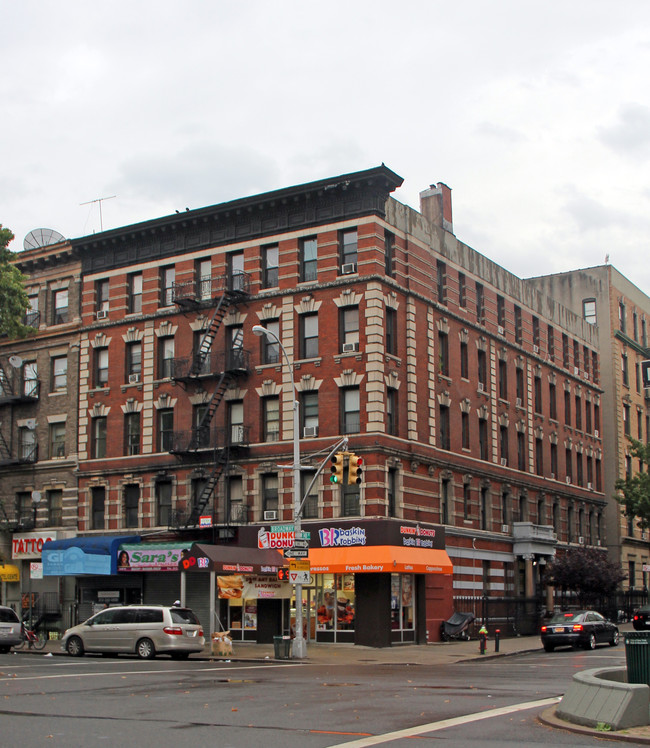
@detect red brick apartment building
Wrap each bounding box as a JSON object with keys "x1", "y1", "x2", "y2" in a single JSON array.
[{"x1": 2, "y1": 165, "x2": 605, "y2": 646}]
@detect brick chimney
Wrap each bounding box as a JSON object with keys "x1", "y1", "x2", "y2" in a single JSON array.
[{"x1": 419, "y1": 182, "x2": 453, "y2": 234}]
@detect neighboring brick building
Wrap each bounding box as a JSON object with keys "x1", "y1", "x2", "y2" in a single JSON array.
[
  {"x1": 528, "y1": 265, "x2": 650, "y2": 593},
  {"x1": 2, "y1": 165, "x2": 609, "y2": 645}
]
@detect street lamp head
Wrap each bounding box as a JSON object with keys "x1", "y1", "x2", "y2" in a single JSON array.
[{"x1": 252, "y1": 325, "x2": 266, "y2": 337}]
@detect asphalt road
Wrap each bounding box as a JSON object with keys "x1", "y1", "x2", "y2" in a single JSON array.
[{"x1": 0, "y1": 645, "x2": 628, "y2": 747}]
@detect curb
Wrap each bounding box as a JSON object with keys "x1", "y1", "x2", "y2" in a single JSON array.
[{"x1": 538, "y1": 706, "x2": 650, "y2": 745}]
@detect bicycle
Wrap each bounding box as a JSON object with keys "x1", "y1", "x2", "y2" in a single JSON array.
[{"x1": 14, "y1": 626, "x2": 47, "y2": 650}]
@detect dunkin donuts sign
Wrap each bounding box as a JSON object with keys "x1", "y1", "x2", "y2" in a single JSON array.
[{"x1": 257, "y1": 525, "x2": 298, "y2": 549}]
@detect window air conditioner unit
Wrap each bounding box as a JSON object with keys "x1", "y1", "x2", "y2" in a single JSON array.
[
  {"x1": 578, "y1": 536, "x2": 585, "y2": 545},
  {"x1": 596, "y1": 539, "x2": 601, "y2": 546},
  {"x1": 303, "y1": 426, "x2": 318, "y2": 438},
  {"x1": 498, "y1": 326, "x2": 505, "y2": 335},
  {"x1": 550, "y1": 473, "x2": 556, "y2": 480},
  {"x1": 500, "y1": 458, "x2": 507, "y2": 466},
  {"x1": 584, "y1": 373, "x2": 589, "y2": 380},
  {"x1": 96, "y1": 309, "x2": 108, "y2": 320},
  {"x1": 594, "y1": 429, "x2": 599, "y2": 438},
  {"x1": 501, "y1": 524, "x2": 509, "y2": 533},
  {"x1": 341, "y1": 263, "x2": 357, "y2": 275},
  {"x1": 574, "y1": 366, "x2": 579, "y2": 375},
  {"x1": 263, "y1": 510, "x2": 278, "y2": 521},
  {"x1": 565, "y1": 476, "x2": 571, "y2": 484},
  {"x1": 516, "y1": 397, "x2": 523, "y2": 408},
  {"x1": 533, "y1": 345, "x2": 539, "y2": 354},
  {"x1": 128, "y1": 373, "x2": 140, "y2": 384},
  {"x1": 477, "y1": 382, "x2": 485, "y2": 392},
  {"x1": 587, "y1": 482, "x2": 593, "y2": 490},
  {"x1": 342, "y1": 342, "x2": 359, "y2": 353}
]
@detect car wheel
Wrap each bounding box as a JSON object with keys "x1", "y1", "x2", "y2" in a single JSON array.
[
  {"x1": 543, "y1": 643, "x2": 555, "y2": 652},
  {"x1": 136, "y1": 637, "x2": 156, "y2": 659},
  {"x1": 584, "y1": 633, "x2": 596, "y2": 650},
  {"x1": 610, "y1": 631, "x2": 620, "y2": 646},
  {"x1": 66, "y1": 636, "x2": 85, "y2": 657}
]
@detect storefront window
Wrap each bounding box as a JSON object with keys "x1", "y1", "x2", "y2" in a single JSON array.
[
  {"x1": 391, "y1": 573, "x2": 414, "y2": 631},
  {"x1": 315, "y1": 574, "x2": 355, "y2": 633}
]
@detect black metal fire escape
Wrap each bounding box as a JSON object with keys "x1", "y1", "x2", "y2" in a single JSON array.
[
  {"x1": 0, "y1": 359, "x2": 39, "y2": 467},
  {"x1": 169, "y1": 272, "x2": 250, "y2": 530}
]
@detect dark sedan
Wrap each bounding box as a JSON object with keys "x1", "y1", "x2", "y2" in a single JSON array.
[
  {"x1": 633, "y1": 605, "x2": 650, "y2": 630},
  {"x1": 540, "y1": 610, "x2": 619, "y2": 652}
]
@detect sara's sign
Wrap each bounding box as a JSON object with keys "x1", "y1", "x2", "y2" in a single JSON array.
[{"x1": 118, "y1": 547, "x2": 188, "y2": 572}]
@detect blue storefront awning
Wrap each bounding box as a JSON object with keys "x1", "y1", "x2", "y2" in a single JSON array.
[{"x1": 42, "y1": 536, "x2": 141, "y2": 576}]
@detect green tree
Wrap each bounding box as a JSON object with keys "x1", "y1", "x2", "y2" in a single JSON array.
[
  {"x1": 0, "y1": 225, "x2": 32, "y2": 338},
  {"x1": 545, "y1": 547, "x2": 625, "y2": 605},
  {"x1": 615, "y1": 437, "x2": 650, "y2": 530}
]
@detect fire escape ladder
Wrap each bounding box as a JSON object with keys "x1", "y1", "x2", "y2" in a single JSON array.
[
  {"x1": 192, "y1": 370, "x2": 232, "y2": 448},
  {"x1": 190, "y1": 292, "x2": 233, "y2": 377},
  {"x1": 0, "y1": 428, "x2": 12, "y2": 462},
  {"x1": 185, "y1": 448, "x2": 230, "y2": 528},
  {"x1": 0, "y1": 362, "x2": 15, "y2": 397}
]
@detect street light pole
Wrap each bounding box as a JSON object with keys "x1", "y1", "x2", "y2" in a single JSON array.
[{"x1": 252, "y1": 325, "x2": 306, "y2": 658}]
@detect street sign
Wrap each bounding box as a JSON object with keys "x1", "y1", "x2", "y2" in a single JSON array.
[
  {"x1": 283, "y1": 548, "x2": 309, "y2": 558},
  {"x1": 289, "y1": 570, "x2": 311, "y2": 584},
  {"x1": 289, "y1": 559, "x2": 310, "y2": 571},
  {"x1": 291, "y1": 539, "x2": 309, "y2": 549}
]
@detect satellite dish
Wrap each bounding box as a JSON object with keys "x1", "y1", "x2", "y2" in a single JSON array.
[
  {"x1": 8, "y1": 355, "x2": 23, "y2": 368},
  {"x1": 25, "y1": 419, "x2": 36, "y2": 430},
  {"x1": 23, "y1": 228, "x2": 66, "y2": 251},
  {"x1": 31, "y1": 490, "x2": 42, "y2": 504}
]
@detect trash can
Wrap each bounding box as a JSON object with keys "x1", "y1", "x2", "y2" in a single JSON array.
[
  {"x1": 273, "y1": 635, "x2": 292, "y2": 660},
  {"x1": 624, "y1": 631, "x2": 650, "y2": 685}
]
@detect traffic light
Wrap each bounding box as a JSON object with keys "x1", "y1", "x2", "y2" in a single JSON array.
[
  {"x1": 277, "y1": 567, "x2": 290, "y2": 582},
  {"x1": 348, "y1": 453, "x2": 363, "y2": 485},
  {"x1": 330, "y1": 452, "x2": 345, "y2": 484}
]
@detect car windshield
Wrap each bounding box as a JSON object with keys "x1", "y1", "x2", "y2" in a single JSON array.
[
  {"x1": 0, "y1": 609, "x2": 19, "y2": 623},
  {"x1": 549, "y1": 612, "x2": 585, "y2": 624},
  {"x1": 171, "y1": 608, "x2": 200, "y2": 625}
]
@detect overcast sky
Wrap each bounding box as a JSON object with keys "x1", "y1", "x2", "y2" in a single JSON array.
[{"x1": 3, "y1": 1, "x2": 650, "y2": 294}]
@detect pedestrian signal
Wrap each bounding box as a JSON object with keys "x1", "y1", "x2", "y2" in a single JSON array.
[
  {"x1": 348, "y1": 453, "x2": 363, "y2": 484},
  {"x1": 330, "y1": 452, "x2": 345, "y2": 484},
  {"x1": 277, "y1": 567, "x2": 290, "y2": 581}
]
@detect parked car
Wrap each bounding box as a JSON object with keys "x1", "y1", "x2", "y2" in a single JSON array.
[
  {"x1": 0, "y1": 606, "x2": 23, "y2": 653},
  {"x1": 540, "y1": 610, "x2": 619, "y2": 652},
  {"x1": 633, "y1": 605, "x2": 650, "y2": 630},
  {"x1": 61, "y1": 605, "x2": 205, "y2": 659}
]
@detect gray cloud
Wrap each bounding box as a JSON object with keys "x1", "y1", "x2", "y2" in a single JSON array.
[{"x1": 598, "y1": 103, "x2": 650, "y2": 158}]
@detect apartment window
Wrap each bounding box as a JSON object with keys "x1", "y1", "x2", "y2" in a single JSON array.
[
  {"x1": 460, "y1": 341, "x2": 468, "y2": 379},
  {"x1": 51, "y1": 355, "x2": 67, "y2": 391},
  {"x1": 301, "y1": 472, "x2": 318, "y2": 519},
  {"x1": 497, "y1": 295, "x2": 505, "y2": 329},
  {"x1": 157, "y1": 408, "x2": 174, "y2": 452},
  {"x1": 517, "y1": 431, "x2": 526, "y2": 471},
  {"x1": 551, "y1": 443, "x2": 558, "y2": 477},
  {"x1": 386, "y1": 308, "x2": 397, "y2": 356},
  {"x1": 478, "y1": 417, "x2": 488, "y2": 460},
  {"x1": 567, "y1": 506, "x2": 574, "y2": 542},
  {"x1": 52, "y1": 288, "x2": 68, "y2": 324},
  {"x1": 552, "y1": 502, "x2": 560, "y2": 534},
  {"x1": 576, "y1": 453, "x2": 584, "y2": 487},
  {"x1": 462, "y1": 412, "x2": 470, "y2": 449},
  {"x1": 596, "y1": 458, "x2": 602, "y2": 491},
  {"x1": 537, "y1": 497, "x2": 545, "y2": 525},
  {"x1": 155, "y1": 480, "x2": 172, "y2": 526},
  {"x1": 339, "y1": 229, "x2": 358, "y2": 268},
  {"x1": 300, "y1": 313, "x2": 319, "y2": 359},
  {"x1": 584, "y1": 346, "x2": 590, "y2": 379},
  {"x1": 566, "y1": 448, "x2": 573, "y2": 482},
  {"x1": 624, "y1": 403, "x2": 631, "y2": 435},
  {"x1": 636, "y1": 362, "x2": 642, "y2": 393},
  {"x1": 440, "y1": 478, "x2": 450, "y2": 524},
  {"x1": 263, "y1": 396, "x2": 280, "y2": 442},
  {"x1": 575, "y1": 396, "x2": 582, "y2": 430},
  {"x1": 229, "y1": 400, "x2": 244, "y2": 444},
  {"x1": 340, "y1": 306, "x2": 359, "y2": 351},
  {"x1": 227, "y1": 475, "x2": 243, "y2": 523},
  {"x1": 458, "y1": 272, "x2": 466, "y2": 307},
  {"x1": 124, "y1": 412, "x2": 141, "y2": 456},
  {"x1": 436, "y1": 260, "x2": 447, "y2": 304},
  {"x1": 564, "y1": 390, "x2": 571, "y2": 426},
  {"x1": 128, "y1": 273, "x2": 143, "y2": 314},
  {"x1": 573, "y1": 340, "x2": 580, "y2": 371},
  {"x1": 342, "y1": 479, "x2": 360, "y2": 517},
  {"x1": 498, "y1": 360, "x2": 508, "y2": 400},
  {"x1": 583, "y1": 299, "x2": 596, "y2": 325},
  {"x1": 260, "y1": 320, "x2": 280, "y2": 364},
  {"x1": 227, "y1": 252, "x2": 245, "y2": 292},
  {"x1": 18, "y1": 426, "x2": 36, "y2": 461},
  {"x1": 549, "y1": 383, "x2": 557, "y2": 420},
  {"x1": 622, "y1": 354, "x2": 629, "y2": 387},
  {"x1": 49, "y1": 423, "x2": 65, "y2": 459},
  {"x1": 501, "y1": 491, "x2": 509, "y2": 526},
  {"x1": 638, "y1": 409, "x2": 644, "y2": 441},
  {"x1": 47, "y1": 489, "x2": 63, "y2": 526},
  {"x1": 94, "y1": 348, "x2": 109, "y2": 388},
  {"x1": 514, "y1": 305, "x2": 522, "y2": 345},
  {"x1": 26, "y1": 293, "x2": 39, "y2": 327},
  {"x1": 123, "y1": 484, "x2": 140, "y2": 528},
  {"x1": 23, "y1": 362, "x2": 38, "y2": 398},
  {"x1": 96, "y1": 279, "x2": 110, "y2": 314},
  {"x1": 16, "y1": 492, "x2": 31, "y2": 525},
  {"x1": 193, "y1": 404, "x2": 209, "y2": 448},
  {"x1": 262, "y1": 474, "x2": 279, "y2": 514},
  {"x1": 585, "y1": 400, "x2": 592, "y2": 433},
  {"x1": 547, "y1": 325, "x2": 555, "y2": 361},
  {"x1": 386, "y1": 388, "x2": 397, "y2": 436},
  {"x1": 644, "y1": 318, "x2": 648, "y2": 348},
  {"x1": 384, "y1": 230, "x2": 395, "y2": 277},
  {"x1": 91, "y1": 486, "x2": 105, "y2": 530},
  {"x1": 301, "y1": 391, "x2": 319, "y2": 434},
  {"x1": 126, "y1": 342, "x2": 142, "y2": 381},
  {"x1": 594, "y1": 403, "x2": 600, "y2": 433},
  {"x1": 158, "y1": 337, "x2": 175, "y2": 379},
  {"x1": 342, "y1": 387, "x2": 360, "y2": 434},
  {"x1": 480, "y1": 487, "x2": 488, "y2": 530},
  {"x1": 387, "y1": 468, "x2": 397, "y2": 517},
  {"x1": 535, "y1": 437, "x2": 543, "y2": 476},
  {"x1": 463, "y1": 482, "x2": 471, "y2": 519},
  {"x1": 592, "y1": 351, "x2": 599, "y2": 384},
  {"x1": 500, "y1": 426, "x2": 508, "y2": 465},
  {"x1": 475, "y1": 282, "x2": 485, "y2": 323},
  {"x1": 439, "y1": 404, "x2": 450, "y2": 450},
  {"x1": 438, "y1": 332, "x2": 449, "y2": 376},
  {"x1": 91, "y1": 416, "x2": 107, "y2": 458},
  {"x1": 477, "y1": 349, "x2": 487, "y2": 391},
  {"x1": 196, "y1": 259, "x2": 212, "y2": 299},
  {"x1": 532, "y1": 316, "x2": 540, "y2": 349},
  {"x1": 300, "y1": 236, "x2": 318, "y2": 282},
  {"x1": 619, "y1": 301, "x2": 626, "y2": 333},
  {"x1": 562, "y1": 334, "x2": 569, "y2": 368},
  {"x1": 516, "y1": 367, "x2": 524, "y2": 404},
  {"x1": 160, "y1": 266, "x2": 175, "y2": 307},
  {"x1": 534, "y1": 376, "x2": 542, "y2": 414},
  {"x1": 192, "y1": 331, "x2": 211, "y2": 376},
  {"x1": 262, "y1": 244, "x2": 279, "y2": 288}
]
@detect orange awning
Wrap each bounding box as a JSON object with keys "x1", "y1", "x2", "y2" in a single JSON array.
[{"x1": 307, "y1": 545, "x2": 453, "y2": 575}]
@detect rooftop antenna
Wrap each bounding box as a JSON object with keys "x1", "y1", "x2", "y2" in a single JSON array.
[{"x1": 80, "y1": 195, "x2": 116, "y2": 232}]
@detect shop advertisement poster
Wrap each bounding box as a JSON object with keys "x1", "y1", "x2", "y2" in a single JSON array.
[
  {"x1": 118, "y1": 547, "x2": 189, "y2": 572},
  {"x1": 217, "y1": 574, "x2": 291, "y2": 600}
]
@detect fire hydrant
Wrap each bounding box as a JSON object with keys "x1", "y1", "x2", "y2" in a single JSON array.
[{"x1": 479, "y1": 625, "x2": 488, "y2": 655}]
